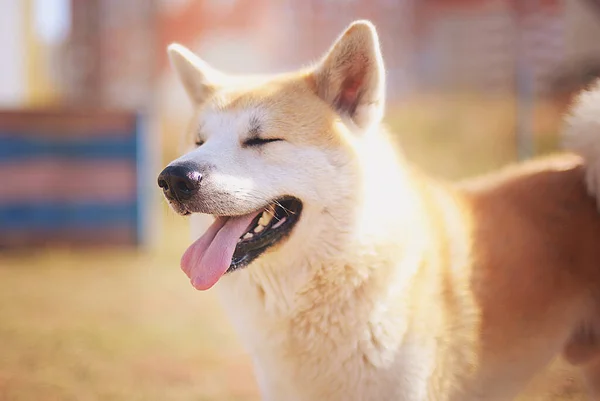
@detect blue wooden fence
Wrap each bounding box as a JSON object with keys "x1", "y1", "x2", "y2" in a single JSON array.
[{"x1": 0, "y1": 110, "x2": 151, "y2": 248}]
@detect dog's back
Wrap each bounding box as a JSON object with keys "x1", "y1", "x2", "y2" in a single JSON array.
[{"x1": 453, "y1": 154, "x2": 600, "y2": 397}]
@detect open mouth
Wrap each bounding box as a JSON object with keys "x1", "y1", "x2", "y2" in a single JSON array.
[
  {"x1": 180, "y1": 196, "x2": 303, "y2": 290},
  {"x1": 230, "y1": 197, "x2": 303, "y2": 272}
]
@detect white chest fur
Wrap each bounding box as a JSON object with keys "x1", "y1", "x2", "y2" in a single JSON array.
[{"x1": 215, "y1": 269, "x2": 436, "y2": 401}]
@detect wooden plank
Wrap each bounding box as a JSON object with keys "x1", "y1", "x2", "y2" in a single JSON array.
[
  {"x1": 0, "y1": 226, "x2": 137, "y2": 249},
  {"x1": 0, "y1": 109, "x2": 137, "y2": 138},
  {"x1": 0, "y1": 202, "x2": 137, "y2": 231},
  {"x1": 0, "y1": 134, "x2": 137, "y2": 161},
  {"x1": 0, "y1": 159, "x2": 136, "y2": 203}
]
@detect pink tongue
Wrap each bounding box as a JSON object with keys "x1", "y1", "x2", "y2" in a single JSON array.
[{"x1": 181, "y1": 212, "x2": 259, "y2": 290}]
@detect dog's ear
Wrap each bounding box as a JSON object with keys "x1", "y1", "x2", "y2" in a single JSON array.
[
  {"x1": 310, "y1": 20, "x2": 385, "y2": 130},
  {"x1": 167, "y1": 44, "x2": 223, "y2": 105}
]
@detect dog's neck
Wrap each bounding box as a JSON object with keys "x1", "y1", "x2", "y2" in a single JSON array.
[{"x1": 214, "y1": 173, "x2": 435, "y2": 399}]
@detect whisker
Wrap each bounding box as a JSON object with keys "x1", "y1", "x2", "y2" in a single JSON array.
[{"x1": 272, "y1": 200, "x2": 295, "y2": 217}]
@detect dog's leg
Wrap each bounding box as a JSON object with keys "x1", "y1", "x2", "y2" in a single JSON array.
[
  {"x1": 580, "y1": 358, "x2": 600, "y2": 399},
  {"x1": 563, "y1": 322, "x2": 600, "y2": 399}
]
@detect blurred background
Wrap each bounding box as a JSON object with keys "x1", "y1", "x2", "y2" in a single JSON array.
[{"x1": 1, "y1": 0, "x2": 600, "y2": 400}]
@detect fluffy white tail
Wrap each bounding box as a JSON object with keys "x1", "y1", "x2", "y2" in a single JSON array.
[{"x1": 563, "y1": 80, "x2": 600, "y2": 200}]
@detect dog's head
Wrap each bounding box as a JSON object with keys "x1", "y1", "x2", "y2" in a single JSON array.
[{"x1": 159, "y1": 20, "x2": 386, "y2": 290}]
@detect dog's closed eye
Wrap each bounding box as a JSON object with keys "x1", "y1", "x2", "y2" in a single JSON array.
[{"x1": 243, "y1": 137, "x2": 283, "y2": 147}]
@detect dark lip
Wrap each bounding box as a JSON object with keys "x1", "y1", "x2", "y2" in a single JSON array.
[
  {"x1": 225, "y1": 196, "x2": 303, "y2": 274},
  {"x1": 166, "y1": 199, "x2": 191, "y2": 216}
]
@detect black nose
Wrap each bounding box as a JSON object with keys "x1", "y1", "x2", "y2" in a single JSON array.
[{"x1": 157, "y1": 165, "x2": 202, "y2": 201}]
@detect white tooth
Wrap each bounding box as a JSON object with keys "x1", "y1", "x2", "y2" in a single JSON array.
[
  {"x1": 254, "y1": 225, "x2": 264, "y2": 233},
  {"x1": 259, "y1": 211, "x2": 273, "y2": 226},
  {"x1": 272, "y1": 217, "x2": 287, "y2": 229},
  {"x1": 243, "y1": 232, "x2": 254, "y2": 240}
]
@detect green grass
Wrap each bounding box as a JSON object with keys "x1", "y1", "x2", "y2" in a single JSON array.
[{"x1": 0, "y1": 95, "x2": 588, "y2": 400}]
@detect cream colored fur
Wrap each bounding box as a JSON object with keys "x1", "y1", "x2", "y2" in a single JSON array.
[
  {"x1": 164, "y1": 20, "x2": 600, "y2": 401},
  {"x1": 564, "y1": 80, "x2": 600, "y2": 204}
]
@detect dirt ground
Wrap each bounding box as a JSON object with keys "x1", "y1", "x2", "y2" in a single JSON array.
[{"x1": 0, "y1": 216, "x2": 259, "y2": 401}]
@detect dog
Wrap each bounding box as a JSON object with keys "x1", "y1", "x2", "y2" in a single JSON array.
[{"x1": 159, "y1": 20, "x2": 600, "y2": 401}]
